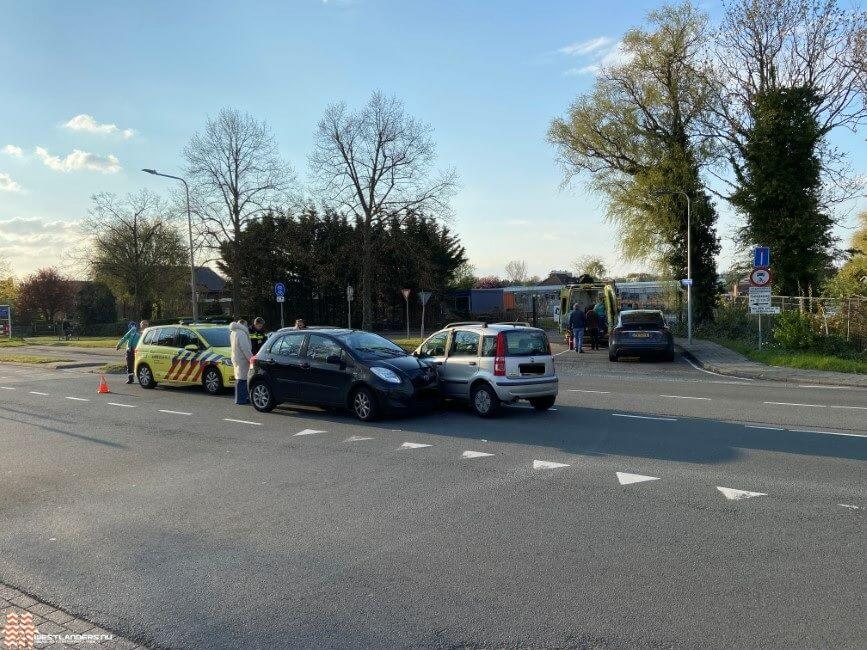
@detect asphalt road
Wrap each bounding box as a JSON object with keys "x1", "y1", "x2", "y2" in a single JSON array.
[{"x1": 0, "y1": 351, "x2": 864, "y2": 649}]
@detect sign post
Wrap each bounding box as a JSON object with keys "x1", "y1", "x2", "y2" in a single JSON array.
[
  {"x1": 418, "y1": 291, "x2": 432, "y2": 339},
  {"x1": 0, "y1": 305, "x2": 11, "y2": 339},
  {"x1": 401, "y1": 289, "x2": 411, "y2": 339},
  {"x1": 749, "y1": 247, "x2": 774, "y2": 348},
  {"x1": 346, "y1": 285, "x2": 354, "y2": 329},
  {"x1": 274, "y1": 282, "x2": 286, "y2": 329}
]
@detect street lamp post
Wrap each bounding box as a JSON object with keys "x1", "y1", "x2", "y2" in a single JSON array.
[
  {"x1": 654, "y1": 190, "x2": 692, "y2": 346},
  {"x1": 142, "y1": 169, "x2": 198, "y2": 322}
]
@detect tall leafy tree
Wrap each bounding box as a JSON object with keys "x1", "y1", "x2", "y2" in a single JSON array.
[
  {"x1": 549, "y1": 2, "x2": 721, "y2": 321},
  {"x1": 17, "y1": 268, "x2": 75, "y2": 322},
  {"x1": 731, "y1": 86, "x2": 832, "y2": 294}
]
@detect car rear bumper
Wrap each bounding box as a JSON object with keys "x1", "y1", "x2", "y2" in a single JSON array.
[
  {"x1": 493, "y1": 376, "x2": 559, "y2": 401},
  {"x1": 611, "y1": 342, "x2": 673, "y2": 356}
]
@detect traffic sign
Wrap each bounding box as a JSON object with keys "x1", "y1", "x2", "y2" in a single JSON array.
[
  {"x1": 276, "y1": 296, "x2": 285, "y2": 303},
  {"x1": 681, "y1": 278, "x2": 693, "y2": 287},
  {"x1": 274, "y1": 282, "x2": 286, "y2": 298},
  {"x1": 346, "y1": 285, "x2": 354, "y2": 301},
  {"x1": 754, "y1": 246, "x2": 770, "y2": 267},
  {"x1": 418, "y1": 291, "x2": 432, "y2": 305},
  {"x1": 750, "y1": 305, "x2": 780, "y2": 315},
  {"x1": 749, "y1": 268, "x2": 771, "y2": 287},
  {"x1": 0, "y1": 305, "x2": 9, "y2": 319},
  {"x1": 748, "y1": 286, "x2": 772, "y2": 304},
  {"x1": 401, "y1": 288, "x2": 411, "y2": 300}
]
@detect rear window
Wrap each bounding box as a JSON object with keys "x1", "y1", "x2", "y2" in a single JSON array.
[
  {"x1": 620, "y1": 312, "x2": 665, "y2": 328},
  {"x1": 198, "y1": 327, "x2": 231, "y2": 348},
  {"x1": 504, "y1": 330, "x2": 548, "y2": 357}
]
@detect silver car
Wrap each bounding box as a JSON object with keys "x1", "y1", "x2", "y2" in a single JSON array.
[{"x1": 414, "y1": 322, "x2": 558, "y2": 417}]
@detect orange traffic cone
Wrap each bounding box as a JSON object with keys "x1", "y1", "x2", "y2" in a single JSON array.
[{"x1": 97, "y1": 372, "x2": 111, "y2": 394}]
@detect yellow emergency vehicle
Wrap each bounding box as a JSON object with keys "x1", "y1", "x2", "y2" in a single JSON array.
[{"x1": 134, "y1": 324, "x2": 235, "y2": 394}]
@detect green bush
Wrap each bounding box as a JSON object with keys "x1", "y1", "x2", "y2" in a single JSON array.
[
  {"x1": 697, "y1": 301, "x2": 756, "y2": 340},
  {"x1": 771, "y1": 311, "x2": 817, "y2": 350}
]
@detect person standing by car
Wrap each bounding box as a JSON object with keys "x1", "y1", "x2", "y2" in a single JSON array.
[
  {"x1": 249, "y1": 317, "x2": 267, "y2": 354},
  {"x1": 115, "y1": 320, "x2": 148, "y2": 384},
  {"x1": 567, "y1": 303, "x2": 586, "y2": 353},
  {"x1": 229, "y1": 319, "x2": 253, "y2": 405},
  {"x1": 293, "y1": 318, "x2": 307, "y2": 330},
  {"x1": 594, "y1": 299, "x2": 607, "y2": 335},
  {"x1": 585, "y1": 306, "x2": 600, "y2": 351}
]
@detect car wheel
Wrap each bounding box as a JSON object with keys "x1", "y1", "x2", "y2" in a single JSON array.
[
  {"x1": 250, "y1": 381, "x2": 275, "y2": 412},
  {"x1": 137, "y1": 364, "x2": 156, "y2": 389},
  {"x1": 471, "y1": 383, "x2": 500, "y2": 418},
  {"x1": 351, "y1": 386, "x2": 379, "y2": 421},
  {"x1": 202, "y1": 366, "x2": 223, "y2": 395},
  {"x1": 529, "y1": 395, "x2": 556, "y2": 411}
]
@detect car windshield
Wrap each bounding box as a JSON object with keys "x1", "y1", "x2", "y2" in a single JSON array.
[
  {"x1": 197, "y1": 327, "x2": 231, "y2": 348},
  {"x1": 504, "y1": 330, "x2": 548, "y2": 357},
  {"x1": 340, "y1": 331, "x2": 407, "y2": 359},
  {"x1": 620, "y1": 312, "x2": 665, "y2": 327}
]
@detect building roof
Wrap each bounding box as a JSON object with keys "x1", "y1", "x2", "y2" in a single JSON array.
[
  {"x1": 194, "y1": 267, "x2": 226, "y2": 292},
  {"x1": 539, "y1": 271, "x2": 578, "y2": 286}
]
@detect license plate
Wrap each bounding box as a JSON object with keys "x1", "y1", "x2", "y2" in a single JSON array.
[{"x1": 631, "y1": 332, "x2": 650, "y2": 338}]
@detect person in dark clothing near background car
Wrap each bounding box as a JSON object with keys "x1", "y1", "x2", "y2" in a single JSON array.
[
  {"x1": 249, "y1": 317, "x2": 267, "y2": 354},
  {"x1": 585, "y1": 306, "x2": 600, "y2": 351},
  {"x1": 567, "y1": 303, "x2": 586, "y2": 353}
]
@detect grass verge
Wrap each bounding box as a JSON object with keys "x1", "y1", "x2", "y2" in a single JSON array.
[
  {"x1": 0, "y1": 353, "x2": 73, "y2": 364},
  {"x1": 390, "y1": 337, "x2": 423, "y2": 351},
  {"x1": 0, "y1": 338, "x2": 29, "y2": 348},
  {"x1": 713, "y1": 338, "x2": 867, "y2": 375},
  {"x1": 21, "y1": 336, "x2": 119, "y2": 348},
  {"x1": 100, "y1": 362, "x2": 128, "y2": 375}
]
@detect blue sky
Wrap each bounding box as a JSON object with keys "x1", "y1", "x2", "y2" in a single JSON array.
[{"x1": 1, "y1": 0, "x2": 865, "y2": 279}]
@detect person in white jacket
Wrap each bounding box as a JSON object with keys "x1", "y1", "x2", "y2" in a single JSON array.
[{"x1": 229, "y1": 319, "x2": 253, "y2": 405}]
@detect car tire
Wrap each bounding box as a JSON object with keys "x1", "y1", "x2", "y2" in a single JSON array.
[
  {"x1": 202, "y1": 366, "x2": 223, "y2": 395},
  {"x1": 529, "y1": 395, "x2": 556, "y2": 411},
  {"x1": 351, "y1": 386, "x2": 379, "y2": 422},
  {"x1": 250, "y1": 381, "x2": 275, "y2": 412},
  {"x1": 137, "y1": 364, "x2": 156, "y2": 389},
  {"x1": 471, "y1": 382, "x2": 500, "y2": 418}
]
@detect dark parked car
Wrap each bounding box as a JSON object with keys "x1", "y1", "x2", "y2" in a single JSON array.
[
  {"x1": 609, "y1": 310, "x2": 675, "y2": 362},
  {"x1": 247, "y1": 328, "x2": 440, "y2": 420}
]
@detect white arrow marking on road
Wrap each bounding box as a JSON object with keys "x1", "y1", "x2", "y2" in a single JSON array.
[
  {"x1": 344, "y1": 435, "x2": 373, "y2": 442},
  {"x1": 533, "y1": 459, "x2": 570, "y2": 470},
  {"x1": 462, "y1": 450, "x2": 494, "y2": 459},
  {"x1": 294, "y1": 429, "x2": 326, "y2": 436},
  {"x1": 400, "y1": 442, "x2": 431, "y2": 449},
  {"x1": 717, "y1": 486, "x2": 767, "y2": 501},
  {"x1": 616, "y1": 472, "x2": 660, "y2": 486}
]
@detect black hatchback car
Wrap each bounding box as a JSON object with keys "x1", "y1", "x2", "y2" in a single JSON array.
[
  {"x1": 608, "y1": 310, "x2": 675, "y2": 362},
  {"x1": 247, "y1": 328, "x2": 440, "y2": 420}
]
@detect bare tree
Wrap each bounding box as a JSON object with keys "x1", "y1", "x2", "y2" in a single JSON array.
[
  {"x1": 504, "y1": 260, "x2": 529, "y2": 284},
  {"x1": 310, "y1": 92, "x2": 458, "y2": 329},
  {"x1": 711, "y1": 0, "x2": 867, "y2": 202},
  {"x1": 572, "y1": 255, "x2": 607, "y2": 279},
  {"x1": 184, "y1": 109, "x2": 294, "y2": 313},
  {"x1": 82, "y1": 190, "x2": 188, "y2": 319}
]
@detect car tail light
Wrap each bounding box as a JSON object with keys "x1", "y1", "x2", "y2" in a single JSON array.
[{"x1": 494, "y1": 331, "x2": 506, "y2": 376}]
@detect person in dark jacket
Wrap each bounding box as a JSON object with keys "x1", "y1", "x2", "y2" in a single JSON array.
[
  {"x1": 585, "y1": 306, "x2": 600, "y2": 351},
  {"x1": 567, "y1": 303, "x2": 586, "y2": 353},
  {"x1": 249, "y1": 317, "x2": 267, "y2": 354}
]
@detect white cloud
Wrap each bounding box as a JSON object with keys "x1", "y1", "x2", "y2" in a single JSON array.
[
  {"x1": 34, "y1": 146, "x2": 121, "y2": 174},
  {"x1": 598, "y1": 41, "x2": 633, "y2": 69},
  {"x1": 2, "y1": 144, "x2": 23, "y2": 158},
  {"x1": 564, "y1": 65, "x2": 601, "y2": 76},
  {"x1": 0, "y1": 172, "x2": 22, "y2": 192},
  {"x1": 0, "y1": 217, "x2": 82, "y2": 276},
  {"x1": 63, "y1": 114, "x2": 135, "y2": 139},
  {"x1": 558, "y1": 37, "x2": 612, "y2": 57}
]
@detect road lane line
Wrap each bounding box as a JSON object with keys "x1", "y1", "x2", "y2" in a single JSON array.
[
  {"x1": 344, "y1": 435, "x2": 373, "y2": 442},
  {"x1": 107, "y1": 402, "x2": 136, "y2": 408},
  {"x1": 659, "y1": 394, "x2": 711, "y2": 401},
  {"x1": 1, "y1": 386, "x2": 15, "y2": 390},
  {"x1": 764, "y1": 401, "x2": 826, "y2": 408},
  {"x1": 789, "y1": 429, "x2": 866, "y2": 438},
  {"x1": 28, "y1": 391, "x2": 49, "y2": 396},
  {"x1": 158, "y1": 409, "x2": 192, "y2": 416},
  {"x1": 65, "y1": 396, "x2": 89, "y2": 402},
  {"x1": 553, "y1": 349, "x2": 571, "y2": 357},
  {"x1": 223, "y1": 418, "x2": 262, "y2": 426},
  {"x1": 294, "y1": 429, "x2": 326, "y2": 436},
  {"x1": 829, "y1": 405, "x2": 867, "y2": 411},
  {"x1": 798, "y1": 385, "x2": 851, "y2": 389},
  {"x1": 612, "y1": 413, "x2": 677, "y2": 421},
  {"x1": 567, "y1": 389, "x2": 611, "y2": 394},
  {"x1": 838, "y1": 504, "x2": 861, "y2": 510},
  {"x1": 745, "y1": 424, "x2": 785, "y2": 431}
]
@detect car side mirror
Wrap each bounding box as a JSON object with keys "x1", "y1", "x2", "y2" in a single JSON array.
[
  {"x1": 412, "y1": 349, "x2": 421, "y2": 357},
  {"x1": 184, "y1": 344, "x2": 200, "y2": 352}
]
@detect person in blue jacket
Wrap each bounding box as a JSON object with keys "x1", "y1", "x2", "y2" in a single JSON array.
[
  {"x1": 567, "y1": 304, "x2": 586, "y2": 353},
  {"x1": 116, "y1": 320, "x2": 148, "y2": 384}
]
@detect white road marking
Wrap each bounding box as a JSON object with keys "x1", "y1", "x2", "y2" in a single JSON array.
[
  {"x1": 829, "y1": 405, "x2": 867, "y2": 411},
  {"x1": 567, "y1": 389, "x2": 611, "y2": 394},
  {"x1": 0, "y1": 386, "x2": 15, "y2": 390},
  {"x1": 682, "y1": 356, "x2": 753, "y2": 380},
  {"x1": 533, "y1": 459, "x2": 570, "y2": 470},
  {"x1": 838, "y1": 504, "x2": 861, "y2": 510},
  {"x1": 107, "y1": 402, "x2": 136, "y2": 408},
  {"x1": 294, "y1": 428, "x2": 326, "y2": 436},
  {"x1": 764, "y1": 401, "x2": 826, "y2": 408},
  {"x1": 798, "y1": 385, "x2": 850, "y2": 389},
  {"x1": 717, "y1": 486, "x2": 767, "y2": 501},
  {"x1": 65, "y1": 396, "x2": 89, "y2": 402},
  {"x1": 344, "y1": 435, "x2": 373, "y2": 442},
  {"x1": 616, "y1": 472, "x2": 660, "y2": 485},
  {"x1": 28, "y1": 391, "x2": 49, "y2": 396},
  {"x1": 158, "y1": 409, "x2": 192, "y2": 416},
  {"x1": 400, "y1": 442, "x2": 431, "y2": 449},
  {"x1": 659, "y1": 394, "x2": 711, "y2": 401},
  {"x1": 553, "y1": 349, "x2": 571, "y2": 357},
  {"x1": 612, "y1": 413, "x2": 677, "y2": 421},
  {"x1": 462, "y1": 450, "x2": 494, "y2": 459},
  {"x1": 789, "y1": 429, "x2": 866, "y2": 438},
  {"x1": 223, "y1": 418, "x2": 261, "y2": 426},
  {"x1": 745, "y1": 424, "x2": 785, "y2": 431}
]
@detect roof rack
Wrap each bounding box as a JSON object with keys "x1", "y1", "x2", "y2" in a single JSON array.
[
  {"x1": 492, "y1": 321, "x2": 531, "y2": 327},
  {"x1": 443, "y1": 321, "x2": 488, "y2": 329}
]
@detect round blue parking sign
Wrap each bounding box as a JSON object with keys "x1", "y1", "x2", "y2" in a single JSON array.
[{"x1": 274, "y1": 282, "x2": 286, "y2": 298}]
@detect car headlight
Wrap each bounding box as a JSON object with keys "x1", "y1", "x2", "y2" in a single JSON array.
[{"x1": 370, "y1": 366, "x2": 402, "y2": 384}]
